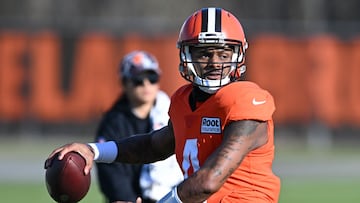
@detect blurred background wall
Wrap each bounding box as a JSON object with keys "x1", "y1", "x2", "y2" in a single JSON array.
[{"x1": 1, "y1": 0, "x2": 360, "y2": 146}]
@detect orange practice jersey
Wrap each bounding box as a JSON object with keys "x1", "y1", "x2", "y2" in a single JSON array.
[{"x1": 169, "y1": 81, "x2": 280, "y2": 203}]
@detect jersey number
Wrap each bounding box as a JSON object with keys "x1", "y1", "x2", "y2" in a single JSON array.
[{"x1": 182, "y1": 139, "x2": 200, "y2": 178}]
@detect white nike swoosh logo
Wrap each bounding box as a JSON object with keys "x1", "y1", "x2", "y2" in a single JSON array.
[{"x1": 252, "y1": 98, "x2": 266, "y2": 105}]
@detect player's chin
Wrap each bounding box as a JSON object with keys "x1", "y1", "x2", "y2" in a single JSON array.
[{"x1": 205, "y1": 75, "x2": 222, "y2": 81}]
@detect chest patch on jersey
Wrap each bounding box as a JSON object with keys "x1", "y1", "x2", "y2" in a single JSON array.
[{"x1": 201, "y1": 117, "x2": 221, "y2": 134}]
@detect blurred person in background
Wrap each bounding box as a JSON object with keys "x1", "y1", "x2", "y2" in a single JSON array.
[
  {"x1": 94, "y1": 50, "x2": 183, "y2": 203},
  {"x1": 46, "y1": 7, "x2": 280, "y2": 203}
]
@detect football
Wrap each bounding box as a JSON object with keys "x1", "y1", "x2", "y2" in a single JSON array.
[{"x1": 45, "y1": 151, "x2": 91, "y2": 203}]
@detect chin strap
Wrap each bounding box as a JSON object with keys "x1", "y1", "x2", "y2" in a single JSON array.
[{"x1": 198, "y1": 85, "x2": 219, "y2": 94}]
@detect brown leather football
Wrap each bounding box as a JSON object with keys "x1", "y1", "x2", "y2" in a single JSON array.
[{"x1": 45, "y1": 151, "x2": 91, "y2": 203}]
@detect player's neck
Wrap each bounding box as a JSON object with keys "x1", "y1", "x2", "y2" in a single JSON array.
[
  {"x1": 189, "y1": 86, "x2": 212, "y2": 111},
  {"x1": 193, "y1": 86, "x2": 211, "y2": 102}
]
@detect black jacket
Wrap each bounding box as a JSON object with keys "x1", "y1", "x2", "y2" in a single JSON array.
[{"x1": 95, "y1": 95, "x2": 152, "y2": 202}]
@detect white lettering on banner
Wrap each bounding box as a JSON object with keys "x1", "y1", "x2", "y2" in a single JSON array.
[{"x1": 201, "y1": 117, "x2": 221, "y2": 134}]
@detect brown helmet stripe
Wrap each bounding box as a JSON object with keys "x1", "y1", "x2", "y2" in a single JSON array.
[
  {"x1": 201, "y1": 8, "x2": 208, "y2": 32},
  {"x1": 215, "y1": 8, "x2": 221, "y2": 32}
]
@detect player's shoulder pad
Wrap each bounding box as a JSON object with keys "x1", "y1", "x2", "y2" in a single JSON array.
[
  {"x1": 170, "y1": 84, "x2": 192, "y2": 102},
  {"x1": 217, "y1": 81, "x2": 275, "y2": 121}
]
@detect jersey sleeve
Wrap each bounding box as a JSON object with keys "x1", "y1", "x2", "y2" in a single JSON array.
[{"x1": 225, "y1": 82, "x2": 275, "y2": 121}]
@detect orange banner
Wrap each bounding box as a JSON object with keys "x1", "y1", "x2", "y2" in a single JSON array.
[{"x1": 0, "y1": 31, "x2": 359, "y2": 126}]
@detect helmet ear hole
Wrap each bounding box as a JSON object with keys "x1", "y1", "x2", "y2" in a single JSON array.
[
  {"x1": 230, "y1": 65, "x2": 246, "y2": 81},
  {"x1": 179, "y1": 63, "x2": 192, "y2": 82},
  {"x1": 179, "y1": 62, "x2": 189, "y2": 74}
]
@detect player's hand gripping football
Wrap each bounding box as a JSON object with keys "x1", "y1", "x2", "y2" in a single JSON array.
[{"x1": 44, "y1": 142, "x2": 95, "y2": 175}]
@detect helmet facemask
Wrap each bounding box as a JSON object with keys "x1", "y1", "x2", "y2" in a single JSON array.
[{"x1": 179, "y1": 42, "x2": 247, "y2": 94}]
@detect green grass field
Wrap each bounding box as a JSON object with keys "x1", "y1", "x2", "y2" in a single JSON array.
[
  {"x1": 1, "y1": 178, "x2": 360, "y2": 203},
  {"x1": 0, "y1": 182, "x2": 103, "y2": 203},
  {"x1": 279, "y1": 178, "x2": 360, "y2": 202}
]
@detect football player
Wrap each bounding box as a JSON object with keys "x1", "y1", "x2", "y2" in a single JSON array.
[{"x1": 45, "y1": 7, "x2": 281, "y2": 203}]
